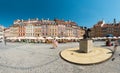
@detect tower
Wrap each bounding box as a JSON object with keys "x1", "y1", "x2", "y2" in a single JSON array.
[{"x1": 114, "y1": 18, "x2": 116, "y2": 24}]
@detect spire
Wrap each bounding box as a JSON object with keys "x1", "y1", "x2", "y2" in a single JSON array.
[
  {"x1": 101, "y1": 20, "x2": 105, "y2": 27},
  {"x1": 114, "y1": 18, "x2": 116, "y2": 24}
]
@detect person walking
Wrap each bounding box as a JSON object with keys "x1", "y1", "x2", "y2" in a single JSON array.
[
  {"x1": 111, "y1": 38, "x2": 119, "y2": 61},
  {"x1": 52, "y1": 38, "x2": 58, "y2": 49},
  {"x1": 3, "y1": 36, "x2": 7, "y2": 45}
]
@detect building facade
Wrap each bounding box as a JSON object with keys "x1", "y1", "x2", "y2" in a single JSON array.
[
  {"x1": 4, "y1": 18, "x2": 85, "y2": 42},
  {"x1": 90, "y1": 20, "x2": 120, "y2": 37},
  {"x1": 0, "y1": 25, "x2": 4, "y2": 41}
]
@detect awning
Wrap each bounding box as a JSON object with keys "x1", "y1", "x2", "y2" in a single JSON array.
[{"x1": 106, "y1": 34, "x2": 113, "y2": 37}]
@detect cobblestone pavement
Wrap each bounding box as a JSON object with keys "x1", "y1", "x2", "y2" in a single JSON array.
[{"x1": 0, "y1": 41, "x2": 120, "y2": 73}]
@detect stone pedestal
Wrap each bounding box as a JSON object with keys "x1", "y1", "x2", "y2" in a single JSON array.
[{"x1": 79, "y1": 39, "x2": 93, "y2": 53}]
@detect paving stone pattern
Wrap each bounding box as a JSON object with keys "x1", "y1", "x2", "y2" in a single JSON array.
[{"x1": 0, "y1": 41, "x2": 120, "y2": 73}]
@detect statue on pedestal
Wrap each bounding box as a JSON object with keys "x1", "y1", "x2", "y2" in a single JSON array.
[{"x1": 80, "y1": 27, "x2": 92, "y2": 53}]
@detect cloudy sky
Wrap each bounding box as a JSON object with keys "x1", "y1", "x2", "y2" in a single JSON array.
[{"x1": 0, "y1": 0, "x2": 120, "y2": 27}]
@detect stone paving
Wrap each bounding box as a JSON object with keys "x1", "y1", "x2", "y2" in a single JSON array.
[{"x1": 0, "y1": 41, "x2": 120, "y2": 73}]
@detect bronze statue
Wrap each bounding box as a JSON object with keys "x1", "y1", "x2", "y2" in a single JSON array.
[{"x1": 83, "y1": 27, "x2": 91, "y2": 39}]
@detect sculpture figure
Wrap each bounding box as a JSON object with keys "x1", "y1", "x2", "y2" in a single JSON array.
[{"x1": 83, "y1": 27, "x2": 91, "y2": 39}]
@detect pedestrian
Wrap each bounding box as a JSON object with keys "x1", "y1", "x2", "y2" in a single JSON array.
[
  {"x1": 111, "y1": 38, "x2": 119, "y2": 61},
  {"x1": 55, "y1": 39, "x2": 58, "y2": 47},
  {"x1": 106, "y1": 38, "x2": 112, "y2": 46},
  {"x1": 113, "y1": 38, "x2": 119, "y2": 53},
  {"x1": 52, "y1": 38, "x2": 58, "y2": 49},
  {"x1": 4, "y1": 36, "x2": 7, "y2": 45}
]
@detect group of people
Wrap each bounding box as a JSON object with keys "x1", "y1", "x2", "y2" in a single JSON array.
[{"x1": 106, "y1": 38, "x2": 113, "y2": 46}]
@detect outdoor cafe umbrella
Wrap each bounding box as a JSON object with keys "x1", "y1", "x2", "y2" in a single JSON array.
[
  {"x1": 106, "y1": 34, "x2": 113, "y2": 37},
  {"x1": 106, "y1": 34, "x2": 114, "y2": 38}
]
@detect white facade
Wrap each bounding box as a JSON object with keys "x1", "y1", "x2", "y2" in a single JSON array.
[
  {"x1": 4, "y1": 28, "x2": 11, "y2": 37},
  {"x1": 25, "y1": 24, "x2": 34, "y2": 37},
  {"x1": 0, "y1": 25, "x2": 4, "y2": 38},
  {"x1": 58, "y1": 24, "x2": 66, "y2": 37},
  {"x1": 34, "y1": 25, "x2": 41, "y2": 37},
  {"x1": 0, "y1": 25, "x2": 5, "y2": 42}
]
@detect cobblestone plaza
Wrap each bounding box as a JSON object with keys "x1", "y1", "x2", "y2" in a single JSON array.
[{"x1": 0, "y1": 41, "x2": 120, "y2": 73}]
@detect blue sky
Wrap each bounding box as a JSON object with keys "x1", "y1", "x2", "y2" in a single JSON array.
[{"x1": 0, "y1": 0, "x2": 120, "y2": 27}]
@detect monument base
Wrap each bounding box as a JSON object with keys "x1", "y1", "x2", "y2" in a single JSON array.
[
  {"x1": 60, "y1": 47, "x2": 112, "y2": 65},
  {"x1": 79, "y1": 39, "x2": 93, "y2": 53}
]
